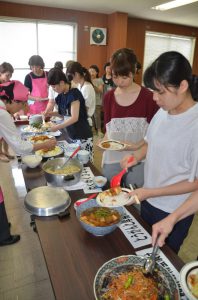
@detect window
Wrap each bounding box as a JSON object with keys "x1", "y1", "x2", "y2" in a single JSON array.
[
  {"x1": 0, "y1": 18, "x2": 77, "y2": 82},
  {"x1": 143, "y1": 31, "x2": 196, "y2": 76}
]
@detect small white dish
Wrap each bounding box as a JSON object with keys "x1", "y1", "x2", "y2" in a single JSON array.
[
  {"x1": 180, "y1": 261, "x2": 198, "y2": 300},
  {"x1": 94, "y1": 176, "x2": 107, "y2": 188},
  {"x1": 22, "y1": 154, "x2": 42, "y2": 168}
]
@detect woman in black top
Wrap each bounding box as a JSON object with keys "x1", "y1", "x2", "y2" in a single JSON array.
[{"x1": 47, "y1": 68, "x2": 93, "y2": 162}]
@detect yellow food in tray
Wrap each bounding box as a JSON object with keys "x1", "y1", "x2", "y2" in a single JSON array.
[
  {"x1": 45, "y1": 165, "x2": 81, "y2": 175},
  {"x1": 35, "y1": 146, "x2": 63, "y2": 157}
]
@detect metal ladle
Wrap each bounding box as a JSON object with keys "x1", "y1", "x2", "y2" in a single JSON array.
[
  {"x1": 52, "y1": 146, "x2": 81, "y2": 172},
  {"x1": 143, "y1": 235, "x2": 159, "y2": 275}
]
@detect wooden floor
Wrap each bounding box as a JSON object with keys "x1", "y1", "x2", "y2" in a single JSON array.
[{"x1": 0, "y1": 135, "x2": 197, "y2": 299}]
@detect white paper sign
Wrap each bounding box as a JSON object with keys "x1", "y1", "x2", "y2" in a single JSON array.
[
  {"x1": 81, "y1": 167, "x2": 102, "y2": 194},
  {"x1": 118, "y1": 208, "x2": 151, "y2": 249},
  {"x1": 136, "y1": 248, "x2": 187, "y2": 300}
]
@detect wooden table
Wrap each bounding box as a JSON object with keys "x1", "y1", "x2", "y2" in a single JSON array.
[{"x1": 20, "y1": 162, "x2": 184, "y2": 300}]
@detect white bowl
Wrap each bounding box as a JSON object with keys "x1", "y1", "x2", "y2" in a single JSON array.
[
  {"x1": 94, "y1": 176, "x2": 107, "y2": 188},
  {"x1": 77, "y1": 150, "x2": 89, "y2": 164},
  {"x1": 22, "y1": 154, "x2": 42, "y2": 168}
]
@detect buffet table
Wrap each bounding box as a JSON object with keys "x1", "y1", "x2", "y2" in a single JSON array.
[{"x1": 20, "y1": 161, "x2": 185, "y2": 300}]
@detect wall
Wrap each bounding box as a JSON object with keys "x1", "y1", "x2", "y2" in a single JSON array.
[{"x1": 127, "y1": 18, "x2": 198, "y2": 83}]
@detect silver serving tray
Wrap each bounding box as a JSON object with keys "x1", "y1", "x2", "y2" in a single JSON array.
[{"x1": 24, "y1": 186, "x2": 71, "y2": 216}]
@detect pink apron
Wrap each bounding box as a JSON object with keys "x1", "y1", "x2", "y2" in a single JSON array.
[{"x1": 29, "y1": 72, "x2": 49, "y2": 114}]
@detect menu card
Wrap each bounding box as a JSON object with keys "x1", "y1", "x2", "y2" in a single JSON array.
[
  {"x1": 118, "y1": 207, "x2": 151, "y2": 249},
  {"x1": 81, "y1": 167, "x2": 102, "y2": 194},
  {"x1": 136, "y1": 248, "x2": 187, "y2": 300}
]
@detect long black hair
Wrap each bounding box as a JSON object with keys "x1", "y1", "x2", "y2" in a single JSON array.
[
  {"x1": 66, "y1": 62, "x2": 93, "y2": 85},
  {"x1": 144, "y1": 51, "x2": 198, "y2": 100}
]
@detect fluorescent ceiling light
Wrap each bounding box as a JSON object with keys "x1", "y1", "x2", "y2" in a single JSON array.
[{"x1": 152, "y1": 0, "x2": 198, "y2": 11}]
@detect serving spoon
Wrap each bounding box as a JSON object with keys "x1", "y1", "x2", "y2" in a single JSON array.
[
  {"x1": 52, "y1": 146, "x2": 81, "y2": 172},
  {"x1": 110, "y1": 156, "x2": 134, "y2": 188},
  {"x1": 143, "y1": 235, "x2": 159, "y2": 276}
]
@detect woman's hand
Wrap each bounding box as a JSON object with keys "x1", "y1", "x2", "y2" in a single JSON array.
[
  {"x1": 120, "y1": 154, "x2": 138, "y2": 169},
  {"x1": 126, "y1": 187, "x2": 149, "y2": 204},
  {"x1": 152, "y1": 216, "x2": 175, "y2": 248},
  {"x1": 33, "y1": 138, "x2": 57, "y2": 151},
  {"x1": 49, "y1": 125, "x2": 60, "y2": 132}
]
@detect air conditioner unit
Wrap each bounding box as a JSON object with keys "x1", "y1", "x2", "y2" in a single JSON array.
[{"x1": 90, "y1": 27, "x2": 107, "y2": 45}]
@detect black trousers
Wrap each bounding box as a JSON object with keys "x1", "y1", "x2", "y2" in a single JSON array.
[
  {"x1": 141, "y1": 200, "x2": 194, "y2": 254},
  {"x1": 0, "y1": 201, "x2": 10, "y2": 242}
]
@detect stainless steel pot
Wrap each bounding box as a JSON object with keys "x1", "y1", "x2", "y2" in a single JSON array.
[
  {"x1": 42, "y1": 157, "x2": 83, "y2": 187},
  {"x1": 24, "y1": 186, "x2": 71, "y2": 217}
]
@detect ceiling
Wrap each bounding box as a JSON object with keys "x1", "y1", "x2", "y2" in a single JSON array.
[{"x1": 3, "y1": 0, "x2": 198, "y2": 28}]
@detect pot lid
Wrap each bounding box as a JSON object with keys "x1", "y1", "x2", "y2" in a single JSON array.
[{"x1": 24, "y1": 186, "x2": 71, "y2": 216}]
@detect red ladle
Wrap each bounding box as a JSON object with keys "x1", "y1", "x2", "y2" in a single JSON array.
[
  {"x1": 110, "y1": 156, "x2": 134, "y2": 188},
  {"x1": 75, "y1": 193, "x2": 98, "y2": 207}
]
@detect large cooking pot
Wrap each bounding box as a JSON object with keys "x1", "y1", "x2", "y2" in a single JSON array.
[
  {"x1": 42, "y1": 157, "x2": 83, "y2": 187},
  {"x1": 24, "y1": 186, "x2": 71, "y2": 217}
]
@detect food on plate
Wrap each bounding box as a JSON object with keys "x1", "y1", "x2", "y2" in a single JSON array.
[
  {"x1": 100, "y1": 140, "x2": 125, "y2": 150},
  {"x1": 42, "y1": 121, "x2": 54, "y2": 129},
  {"x1": 101, "y1": 141, "x2": 111, "y2": 149},
  {"x1": 23, "y1": 125, "x2": 44, "y2": 133},
  {"x1": 23, "y1": 121, "x2": 54, "y2": 133},
  {"x1": 35, "y1": 146, "x2": 62, "y2": 157},
  {"x1": 45, "y1": 164, "x2": 81, "y2": 175},
  {"x1": 80, "y1": 207, "x2": 121, "y2": 227},
  {"x1": 98, "y1": 265, "x2": 172, "y2": 300},
  {"x1": 187, "y1": 270, "x2": 198, "y2": 298},
  {"x1": 28, "y1": 135, "x2": 52, "y2": 143},
  {"x1": 96, "y1": 186, "x2": 131, "y2": 207},
  {"x1": 99, "y1": 186, "x2": 122, "y2": 200},
  {"x1": 31, "y1": 122, "x2": 42, "y2": 129}
]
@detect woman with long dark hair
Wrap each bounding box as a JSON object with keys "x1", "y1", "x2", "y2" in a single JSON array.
[{"x1": 66, "y1": 62, "x2": 96, "y2": 127}]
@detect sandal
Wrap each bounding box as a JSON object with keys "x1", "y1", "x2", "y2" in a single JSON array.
[{"x1": 0, "y1": 154, "x2": 10, "y2": 162}]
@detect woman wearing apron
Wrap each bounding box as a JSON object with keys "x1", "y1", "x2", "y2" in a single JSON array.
[
  {"x1": 24, "y1": 55, "x2": 49, "y2": 115},
  {"x1": 0, "y1": 80, "x2": 56, "y2": 246}
]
